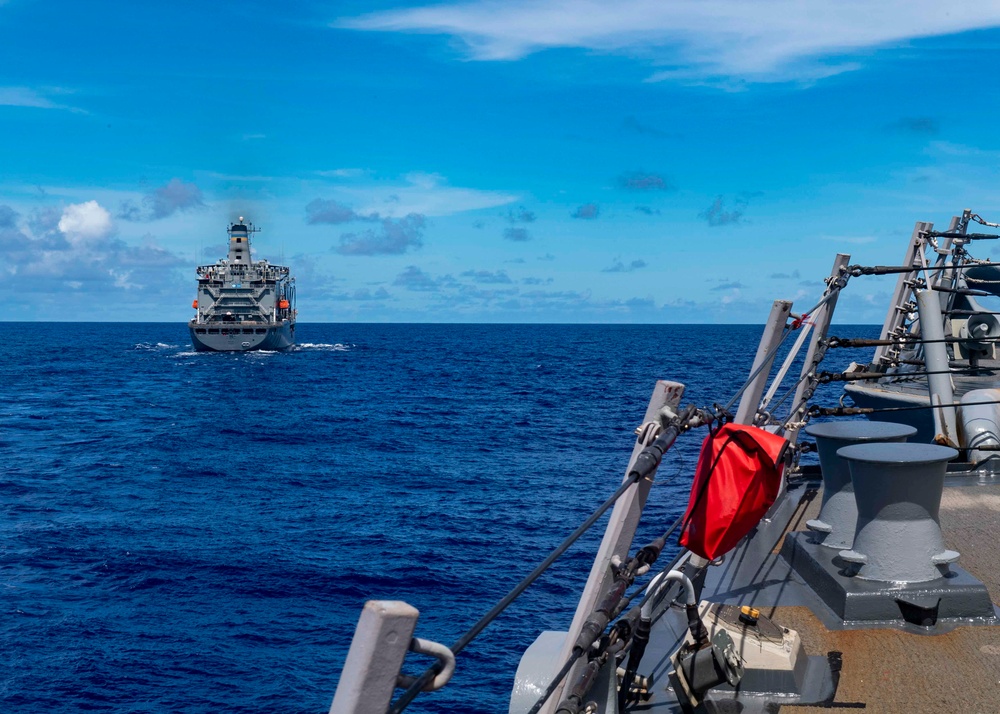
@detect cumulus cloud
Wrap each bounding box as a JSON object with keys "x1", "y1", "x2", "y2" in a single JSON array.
[
  {"x1": 520, "y1": 289, "x2": 590, "y2": 302},
  {"x1": 148, "y1": 179, "x2": 205, "y2": 219},
  {"x1": 602, "y1": 258, "x2": 647, "y2": 273},
  {"x1": 118, "y1": 178, "x2": 205, "y2": 222},
  {"x1": 505, "y1": 206, "x2": 536, "y2": 223},
  {"x1": 336, "y1": 214, "x2": 426, "y2": 255},
  {"x1": 503, "y1": 227, "x2": 531, "y2": 242},
  {"x1": 711, "y1": 281, "x2": 746, "y2": 290},
  {"x1": 699, "y1": 195, "x2": 752, "y2": 226},
  {"x1": 770, "y1": 270, "x2": 801, "y2": 279},
  {"x1": 572, "y1": 203, "x2": 600, "y2": 219},
  {"x1": 393, "y1": 265, "x2": 452, "y2": 291},
  {"x1": 306, "y1": 198, "x2": 375, "y2": 224},
  {"x1": 390, "y1": 266, "x2": 521, "y2": 308},
  {"x1": 618, "y1": 171, "x2": 673, "y2": 191},
  {"x1": 0, "y1": 202, "x2": 185, "y2": 296},
  {"x1": 0, "y1": 205, "x2": 18, "y2": 229},
  {"x1": 116, "y1": 201, "x2": 143, "y2": 222},
  {"x1": 336, "y1": 1, "x2": 1000, "y2": 84},
  {"x1": 634, "y1": 205, "x2": 660, "y2": 215},
  {"x1": 461, "y1": 269, "x2": 513, "y2": 284},
  {"x1": 342, "y1": 287, "x2": 391, "y2": 300},
  {"x1": 522, "y1": 276, "x2": 554, "y2": 285},
  {"x1": 58, "y1": 200, "x2": 114, "y2": 243}
]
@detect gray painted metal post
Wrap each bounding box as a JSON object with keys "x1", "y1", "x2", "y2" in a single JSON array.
[
  {"x1": 785, "y1": 254, "x2": 851, "y2": 445},
  {"x1": 915, "y1": 288, "x2": 958, "y2": 446},
  {"x1": 329, "y1": 600, "x2": 419, "y2": 714},
  {"x1": 874, "y1": 221, "x2": 933, "y2": 366},
  {"x1": 540, "y1": 380, "x2": 685, "y2": 714},
  {"x1": 735, "y1": 300, "x2": 793, "y2": 425}
]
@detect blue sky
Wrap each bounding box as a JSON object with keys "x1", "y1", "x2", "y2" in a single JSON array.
[{"x1": 3, "y1": 1, "x2": 1000, "y2": 322}]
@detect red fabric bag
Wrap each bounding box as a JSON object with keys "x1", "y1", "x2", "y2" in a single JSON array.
[{"x1": 678, "y1": 423, "x2": 789, "y2": 560}]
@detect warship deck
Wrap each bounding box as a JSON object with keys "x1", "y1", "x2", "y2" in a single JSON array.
[
  {"x1": 847, "y1": 360, "x2": 1000, "y2": 402},
  {"x1": 636, "y1": 473, "x2": 1000, "y2": 713}
]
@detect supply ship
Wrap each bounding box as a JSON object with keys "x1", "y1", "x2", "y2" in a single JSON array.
[{"x1": 188, "y1": 218, "x2": 296, "y2": 352}]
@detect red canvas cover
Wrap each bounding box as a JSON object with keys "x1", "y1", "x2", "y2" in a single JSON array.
[{"x1": 678, "y1": 423, "x2": 789, "y2": 560}]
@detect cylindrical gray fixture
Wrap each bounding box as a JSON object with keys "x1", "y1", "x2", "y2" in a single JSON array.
[
  {"x1": 838, "y1": 442, "x2": 959, "y2": 583},
  {"x1": 803, "y1": 421, "x2": 917, "y2": 550}
]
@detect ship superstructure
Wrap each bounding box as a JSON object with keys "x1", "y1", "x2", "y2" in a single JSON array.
[{"x1": 188, "y1": 218, "x2": 296, "y2": 351}]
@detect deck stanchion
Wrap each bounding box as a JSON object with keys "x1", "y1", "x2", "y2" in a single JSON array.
[
  {"x1": 785, "y1": 254, "x2": 850, "y2": 445},
  {"x1": 735, "y1": 300, "x2": 793, "y2": 425},
  {"x1": 329, "y1": 601, "x2": 419, "y2": 714},
  {"x1": 539, "y1": 380, "x2": 685, "y2": 714}
]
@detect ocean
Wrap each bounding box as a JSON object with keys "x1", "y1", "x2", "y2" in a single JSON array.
[{"x1": 0, "y1": 322, "x2": 878, "y2": 713}]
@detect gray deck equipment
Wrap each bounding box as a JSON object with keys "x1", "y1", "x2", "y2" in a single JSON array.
[
  {"x1": 838, "y1": 442, "x2": 959, "y2": 582},
  {"x1": 804, "y1": 421, "x2": 917, "y2": 550}
]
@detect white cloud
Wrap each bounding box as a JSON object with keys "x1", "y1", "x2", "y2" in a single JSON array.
[
  {"x1": 0, "y1": 201, "x2": 186, "y2": 302},
  {"x1": 316, "y1": 168, "x2": 371, "y2": 178},
  {"x1": 58, "y1": 200, "x2": 114, "y2": 243},
  {"x1": 0, "y1": 86, "x2": 59, "y2": 108},
  {"x1": 925, "y1": 141, "x2": 1000, "y2": 161},
  {"x1": 337, "y1": 1, "x2": 1000, "y2": 83},
  {"x1": 338, "y1": 172, "x2": 517, "y2": 217},
  {"x1": 0, "y1": 86, "x2": 80, "y2": 111}
]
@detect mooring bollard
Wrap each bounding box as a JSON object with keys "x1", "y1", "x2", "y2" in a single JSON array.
[
  {"x1": 837, "y1": 442, "x2": 959, "y2": 583},
  {"x1": 804, "y1": 421, "x2": 917, "y2": 550}
]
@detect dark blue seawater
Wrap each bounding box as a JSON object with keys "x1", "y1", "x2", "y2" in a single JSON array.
[{"x1": 0, "y1": 323, "x2": 878, "y2": 712}]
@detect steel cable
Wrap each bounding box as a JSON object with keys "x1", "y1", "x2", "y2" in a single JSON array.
[
  {"x1": 387, "y1": 415, "x2": 695, "y2": 713},
  {"x1": 810, "y1": 396, "x2": 1000, "y2": 417},
  {"x1": 723, "y1": 288, "x2": 842, "y2": 414}
]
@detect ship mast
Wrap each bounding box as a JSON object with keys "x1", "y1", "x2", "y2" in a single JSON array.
[{"x1": 227, "y1": 216, "x2": 257, "y2": 267}]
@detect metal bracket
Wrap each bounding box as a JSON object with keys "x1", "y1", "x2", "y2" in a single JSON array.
[{"x1": 397, "y1": 638, "x2": 456, "y2": 692}]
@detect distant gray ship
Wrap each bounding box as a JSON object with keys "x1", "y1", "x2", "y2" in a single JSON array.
[{"x1": 188, "y1": 218, "x2": 296, "y2": 352}]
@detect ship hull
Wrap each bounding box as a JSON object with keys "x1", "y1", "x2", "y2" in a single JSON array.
[{"x1": 188, "y1": 320, "x2": 295, "y2": 352}]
